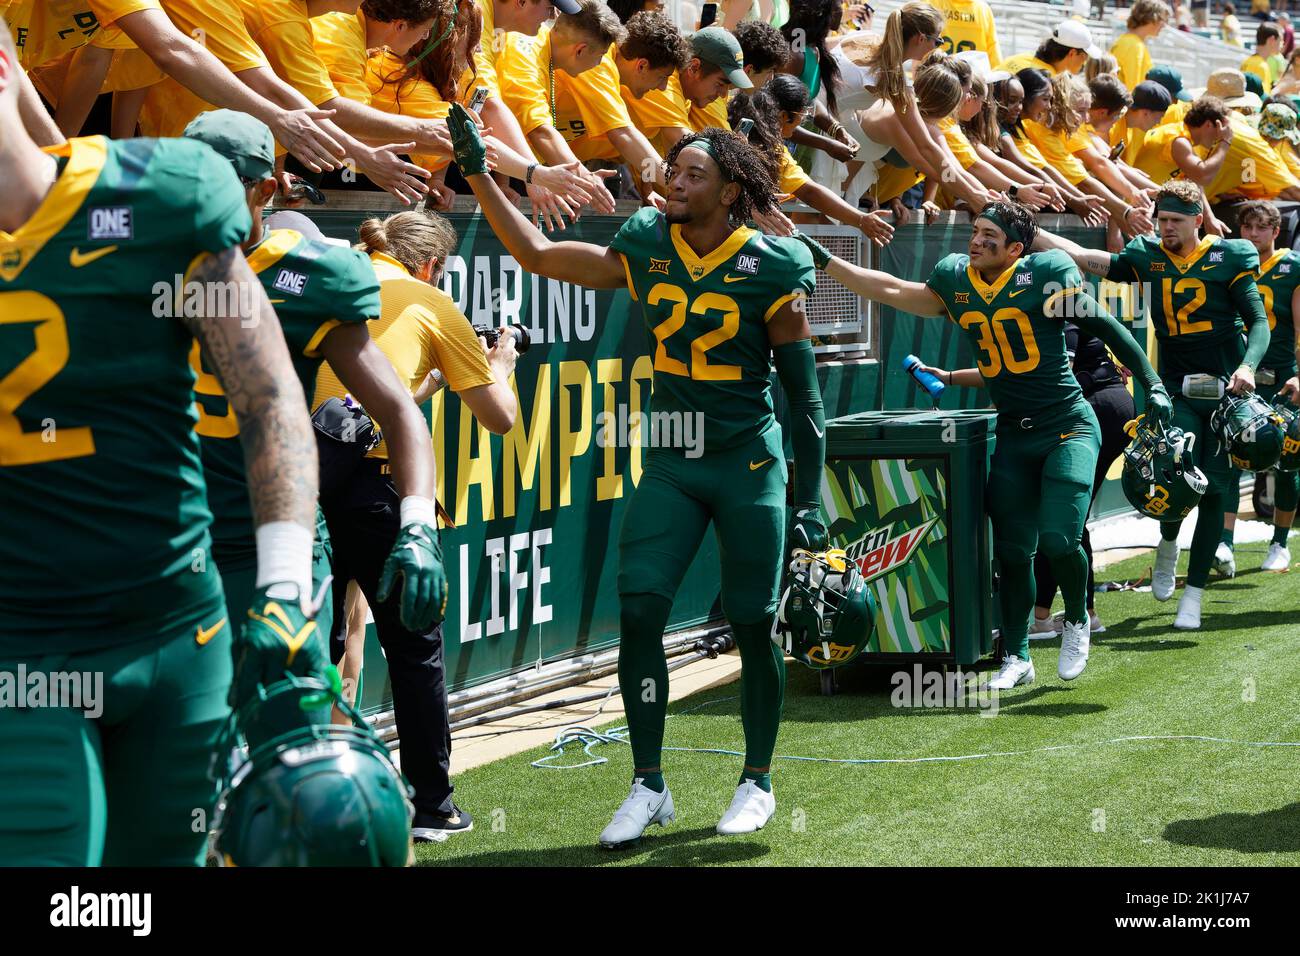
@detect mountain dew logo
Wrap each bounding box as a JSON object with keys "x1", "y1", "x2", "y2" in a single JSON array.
[{"x1": 845, "y1": 518, "x2": 940, "y2": 584}]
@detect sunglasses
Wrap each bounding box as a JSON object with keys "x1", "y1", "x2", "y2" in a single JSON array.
[{"x1": 926, "y1": 33, "x2": 944, "y2": 47}]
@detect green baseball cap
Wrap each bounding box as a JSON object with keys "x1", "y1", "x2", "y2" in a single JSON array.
[
  {"x1": 183, "y1": 109, "x2": 276, "y2": 182},
  {"x1": 690, "y1": 26, "x2": 751, "y2": 89}
]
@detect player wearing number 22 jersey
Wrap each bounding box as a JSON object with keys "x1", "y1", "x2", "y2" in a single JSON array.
[
  {"x1": 453, "y1": 115, "x2": 827, "y2": 845},
  {"x1": 800, "y1": 201, "x2": 1170, "y2": 692}
]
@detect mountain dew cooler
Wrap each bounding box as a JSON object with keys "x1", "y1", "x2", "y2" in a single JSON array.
[{"x1": 816, "y1": 410, "x2": 997, "y2": 666}]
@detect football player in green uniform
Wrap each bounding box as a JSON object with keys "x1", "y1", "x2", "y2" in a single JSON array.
[
  {"x1": 448, "y1": 103, "x2": 824, "y2": 845},
  {"x1": 0, "y1": 23, "x2": 321, "y2": 865},
  {"x1": 1037, "y1": 180, "x2": 1271, "y2": 629},
  {"x1": 1217, "y1": 201, "x2": 1299, "y2": 574},
  {"x1": 795, "y1": 201, "x2": 1171, "y2": 689},
  {"x1": 181, "y1": 111, "x2": 448, "y2": 699}
]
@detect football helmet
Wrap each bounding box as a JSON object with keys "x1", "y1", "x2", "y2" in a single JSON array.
[
  {"x1": 212, "y1": 671, "x2": 415, "y2": 867},
  {"x1": 772, "y1": 549, "x2": 876, "y2": 669},
  {"x1": 1120, "y1": 416, "x2": 1209, "y2": 521},
  {"x1": 1272, "y1": 397, "x2": 1300, "y2": 472},
  {"x1": 1212, "y1": 391, "x2": 1286, "y2": 472}
]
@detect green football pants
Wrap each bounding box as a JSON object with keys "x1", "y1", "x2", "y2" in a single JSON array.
[
  {"x1": 0, "y1": 594, "x2": 232, "y2": 866},
  {"x1": 988, "y1": 402, "x2": 1102, "y2": 661},
  {"x1": 617, "y1": 428, "x2": 789, "y2": 775},
  {"x1": 1160, "y1": 393, "x2": 1232, "y2": 589}
]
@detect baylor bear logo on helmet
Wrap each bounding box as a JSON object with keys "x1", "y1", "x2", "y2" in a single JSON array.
[
  {"x1": 772, "y1": 549, "x2": 877, "y2": 671},
  {"x1": 1121, "y1": 417, "x2": 1209, "y2": 521}
]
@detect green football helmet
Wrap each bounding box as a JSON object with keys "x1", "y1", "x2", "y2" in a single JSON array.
[
  {"x1": 772, "y1": 549, "x2": 877, "y2": 669},
  {"x1": 212, "y1": 671, "x2": 415, "y2": 867},
  {"x1": 1212, "y1": 391, "x2": 1286, "y2": 472},
  {"x1": 1120, "y1": 416, "x2": 1209, "y2": 521},
  {"x1": 1272, "y1": 397, "x2": 1300, "y2": 472}
]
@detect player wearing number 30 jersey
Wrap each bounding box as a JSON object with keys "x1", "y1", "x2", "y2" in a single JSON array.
[
  {"x1": 797, "y1": 201, "x2": 1170, "y2": 693},
  {"x1": 448, "y1": 107, "x2": 824, "y2": 846}
]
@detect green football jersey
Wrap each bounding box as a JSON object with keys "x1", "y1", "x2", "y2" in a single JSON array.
[
  {"x1": 0, "y1": 135, "x2": 251, "y2": 651},
  {"x1": 1255, "y1": 247, "x2": 1300, "y2": 375},
  {"x1": 193, "y1": 228, "x2": 381, "y2": 561},
  {"x1": 1107, "y1": 235, "x2": 1258, "y2": 382},
  {"x1": 609, "y1": 208, "x2": 816, "y2": 452},
  {"x1": 925, "y1": 250, "x2": 1083, "y2": 418}
]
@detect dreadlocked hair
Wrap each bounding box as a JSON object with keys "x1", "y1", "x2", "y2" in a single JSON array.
[
  {"x1": 782, "y1": 0, "x2": 841, "y2": 113},
  {"x1": 665, "y1": 128, "x2": 778, "y2": 224},
  {"x1": 961, "y1": 74, "x2": 1001, "y2": 150},
  {"x1": 727, "y1": 89, "x2": 786, "y2": 185},
  {"x1": 1046, "y1": 71, "x2": 1089, "y2": 134}
]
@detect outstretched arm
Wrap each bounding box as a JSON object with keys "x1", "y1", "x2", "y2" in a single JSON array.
[
  {"x1": 1070, "y1": 289, "x2": 1173, "y2": 422},
  {"x1": 449, "y1": 104, "x2": 625, "y2": 287},
  {"x1": 1032, "y1": 229, "x2": 1117, "y2": 278},
  {"x1": 1230, "y1": 274, "x2": 1272, "y2": 394},
  {"x1": 792, "y1": 234, "x2": 944, "y2": 317}
]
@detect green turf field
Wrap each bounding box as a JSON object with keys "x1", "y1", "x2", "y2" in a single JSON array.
[{"x1": 417, "y1": 543, "x2": 1300, "y2": 866}]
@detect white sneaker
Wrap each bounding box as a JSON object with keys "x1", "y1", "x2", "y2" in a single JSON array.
[
  {"x1": 1261, "y1": 542, "x2": 1292, "y2": 572},
  {"x1": 599, "y1": 779, "x2": 675, "y2": 848},
  {"x1": 1028, "y1": 615, "x2": 1061, "y2": 640},
  {"x1": 1212, "y1": 542, "x2": 1236, "y2": 579},
  {"x1": 1050, "y1": 609, "x2": 1105, "y2": 635},
  {"x1": 985, "y1": 654, "x2": 1035, "y2": 690},
  {"x1": 1058, "y1": 619, "x2": 1091, "y2": 680},
  {"x1": 1173, "y1": 585, "x2": 1204, "y2": 630},
  {"x1": 1153, "y1": 538, "x2": 1179, "y2": 601},
  {"x1": 716, "y1": 780, "x2": 776, "y2": 835}
]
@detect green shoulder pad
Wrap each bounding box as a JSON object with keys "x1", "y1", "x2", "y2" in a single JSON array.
[
  {"x1": 924, "y1": 252, "x2": 967, "y2": 298},
  {"x1": 609, "y1": 206, "x2": 665, "y2": 258}
]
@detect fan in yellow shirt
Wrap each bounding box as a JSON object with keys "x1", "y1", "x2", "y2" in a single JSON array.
[
  {"x1": 1111, "y1": 79, "x2": 1174, "y2": 165},
  {"x1": 1258, "y1": 101, "x2": 1300, "y2": 181},
  {"x1": 997, "y1": 18, "x2": 1102, "y2": 77},
  {"x1": 1242, "y1": 21, "x2": 1283, "y2": 93},
  {"x1": 1109, "y1": 0, "x2": 1170, "y2": 92},
  {"x1": 931, "y1": 0, "x2": 1000, "y2": 63},
  {"x1": 1155, "y1": 96, "x2": 1300, "y2": 201},
  {"x1": 627, "y1": 25, "x2": 751, "y2": 154}
]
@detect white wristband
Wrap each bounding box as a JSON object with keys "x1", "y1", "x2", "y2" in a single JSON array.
[
  {"x1": 400, "y1": 495, "x2": 437, "y2": 528},
  {"x1": 255, "y1": 520, "x2": 313, "y2": 599}
]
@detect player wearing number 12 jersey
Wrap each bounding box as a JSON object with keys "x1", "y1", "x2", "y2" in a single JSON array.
[
  {"x1": 1040, "y1": 180, "x2": 1271, "y2": 630},
  {"x1": 798, "y1": 201, "x2": 1170, "y2": 691},
  {"x1": 0, "y1": 20, "x2": 321, "y2": 864},
  {"x1": 449, "y1": 108, "x2": 825, "y2": 845}
]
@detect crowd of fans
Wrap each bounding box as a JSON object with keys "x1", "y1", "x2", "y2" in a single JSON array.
[{"x1": 8, "y1": 0, "x2": 1300, "y2": 247}]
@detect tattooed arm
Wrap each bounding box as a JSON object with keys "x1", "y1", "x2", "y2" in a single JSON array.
[{"x1": 179, "y1": 245, "x2": 318, "y2": 533}]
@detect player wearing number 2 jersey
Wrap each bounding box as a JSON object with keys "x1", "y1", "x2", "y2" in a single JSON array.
[
  {"x1": 449, "y1": 108, "x2": 824, "y2": 845},
  {"x1": 1039, "y1": 180, "x2": 1271, "y2": 630},
  {"x1": 797, "y1": 201, "x2": 1170, "y2": 692},
  {"x1": 0, "y1": 21, "x2": 321, "y2": 865}
]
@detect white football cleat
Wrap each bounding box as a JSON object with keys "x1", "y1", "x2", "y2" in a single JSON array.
[
  {"x1": 716, "y1": 780, "x2": 776, "y2": 835},
  {"x1": 1051, "y1": 609, "x2": 1105, "y2": 634},
  {"x1": 599, "y1": 779, "x2": 675, "y2": 849},
  {"x1": 1152, "y1": 538, "x2": 1179, "y2": 601},
  {"x1": 1058, "y1": 618, "x2": 1090, "y2": 680},
  {"x1": 1212, "y1": 542, "x2": 1236, "y2": 579},
  {"x1": 1173, "y1": 585, "x2": 1204, "y2": 630},
  {"x1": 985, "y1": 654, "x2": 1035, "y2": 690},
  {"x1": 1028, "y1": 615, "x2": 1061, "y2": 640},
  {"x1": 1261, "y1": 543, "x2": 1292, "y2": 572}
]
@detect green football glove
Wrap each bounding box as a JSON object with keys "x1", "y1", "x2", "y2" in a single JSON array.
[
  {"x1": 230, "y1": 586, "x2": 328, "y2": 709},
  {"x1": 447, "y1": 101, "x2": 489, "y2": 177},
  {"x1": 378, "y1": 521, "x2": 448, "y2": 631},
  {"x1": 788, "y1": 507, "x2": 829, "y2": 555},
  {"x1": 791, "y1": 230, "x2": 832, "y2": 270},
  {"x1": 1145, "y1": 382, "x2": 1173, "y2": 427}
]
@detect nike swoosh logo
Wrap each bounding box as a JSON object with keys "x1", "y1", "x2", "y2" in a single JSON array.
[
  {"x1": 1009, "y1": 288, "x2": 1027, "y2": 297},
  {"x1": 268, "y1": 299, "x2": 286, "y2": 304},
  {"x1": 749, "y1": 458, "x2": 773, "y2": 471},
  {"x1": 70, "y1": 246, "x2": 118, "y2": 267},
  {"x1": 1200, "y1": 264, "x2": 1216, "y2": 271},
  {"x1": 808, "y1": 414, "x2": 824, "y2": 438},
  {"x1": 723, "y1": 274, "x2": 749, "y2": 283},
  {"x1": 1060, "y1": 432, "x2": 1076, "y2": 440},
  {"x1": 195, "y1": 617, "x2": 227, "y2": 646}
]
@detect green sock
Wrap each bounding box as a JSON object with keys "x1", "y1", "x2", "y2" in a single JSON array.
[
  {"x1": 1161, "y1": 521, "x2": 1181, "y2": 542},
  {"x1": 1220, "y1": 527, "x2": 1235, "y2": 549},
  {"x1": 997, "y1": 556, "x2": 1034, "y2": 661},
  {"x1": 618, "y1": 592, "x2": 673, "y2": 777},
  {"x1": 740, "y1": 770, "x2": 772, "y2": 792},
  {"x1": 1274, "y1": 524, "x2": 1290, "y2": 547},
  {"x1": 730, "y1": 616, "x2": 785, "y2": 781},
  {"x1": 1048, "y1": 544, "x2": 1089, "y2": 625},
  {"x1": 636, "y1": 772, "x2": 665, "y2": 793}
]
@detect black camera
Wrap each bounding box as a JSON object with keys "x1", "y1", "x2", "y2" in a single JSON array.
[{"x1": 473, "y1": 324, "x2": 532, "y2": 353}]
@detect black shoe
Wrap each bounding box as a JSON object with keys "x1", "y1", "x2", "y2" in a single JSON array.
[{"x1": 412, "y1": 806, "x2": 474, "y2": 842}]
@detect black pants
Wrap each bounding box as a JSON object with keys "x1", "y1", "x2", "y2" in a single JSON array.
[
  {"x1": 1034, "y1": 383, "x2": 1136, "y2": 611},
  {"x1": 322, "y1": 459, "x2": 455, "y2": 818}
]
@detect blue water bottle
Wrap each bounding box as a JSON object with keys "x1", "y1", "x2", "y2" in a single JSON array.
[{"x1": 903, "y1": 354, "x2": 945, "y2": 400}]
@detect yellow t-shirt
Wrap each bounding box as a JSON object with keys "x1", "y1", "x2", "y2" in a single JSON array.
[
  {"x1": 366, "y1": 50, "x2": 465, "y2": 173},
  {"x1": 778, "y1": 145, "x2": 810, "y2": 196},
  {"x1": 1023, "y1": 118, "x2": 1088, "y2": 184},
  {"x1": 932, "y1": 0, "x2": 1001, "y2": 64},
  {"x1": 693, "y1": 93, "x2": 730, "y2": 132},
  {"x1": 1009, "y1": 127, "x2": 1049, "y2": 168},
  {"x1": 9, "y1": 1, "x2": 97, "y2": 70},
  {"x1": 139, "y1": 0, "x2": 268, "y2": 138},
  {"x1": 239, "y1": 0, "x2": 337, "y2": 107},
  {"x1": 939, "y1": 116, "x2": 979, "y2": 168},
  {"x1": 499, "y1": 28, "x2": 555, "y2": 138},
  {"x1": 1205, "y1": 117, "x2": 1298, "y2": 200},
  {"x1": 313, "y1": 252, "x2": 495, "y2": 460},
  {"x1": 1110, "y1": 32, "x2": 1151, "y2": 92},
  {"x1": 627, "y1": 70, "x2": 693, "y2": 154},
  {"x1": 312, "y1": 9, "x2": 369, "y2": 105},
  {"x1": 997, "y1": 53, "x2": 1057, "y2": 76},
  {"x1": 1108, "y1": 113, "x2": 1146, "y2": 165},
  {"x1": 1160, "y1": 100, "x2": 1193, "y2": 127},
  {"x1": 1133, "y1": 121, "x2": 1186, "y2": 184},
  {"x1": 871, "y1": 161, "x2": 923, "y2": 203},
  {"x1": 87, "y1": 0, "x2": 161, "y2": 51},
  {"x1": 1242, "y1": 53, "x2": 1273, "y2": 94},
  {"x1": 466, "y1": 0, "x2": 501, "y2": 99},
  {"x1": 1272, "y1": 137, "x2": 1300, "y2": 181}
]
